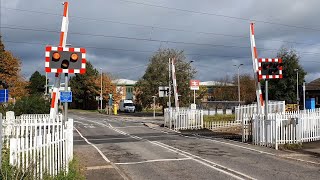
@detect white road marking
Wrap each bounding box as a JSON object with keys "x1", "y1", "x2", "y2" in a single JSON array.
[
  {"x1": 115, "y1": 157, "x2": 192, "y2": 165},
  {"x1": 73, "y1": 134, "x2": 181, "y2": 142},
  {"x1": 86, "y1": 165, "x2": 114, "y2": 170},
  {"x1": 74, "y1": 127, "x2": 111, "y2": 163},
  {"x1": 74, "y1": 115, "x2": 320, "y2": 166},
  {"x1": 82, "y1": 119, "x2": 254, "y2": 180},
  {"x1": 74, "y1": 120, "x2": 89, "y2": 126},
  {"x1": 196, "y1": 135, "x2": 320, "y2": 165},
  {"x1": 112, "y1": 126, "x2": 146, "y2": 128}
]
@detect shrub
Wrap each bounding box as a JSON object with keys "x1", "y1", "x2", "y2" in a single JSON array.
[{"x1": 13, "y1": 95, "x2": 50, "y2": 116}]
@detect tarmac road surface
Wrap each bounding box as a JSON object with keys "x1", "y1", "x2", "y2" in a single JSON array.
[{"x1": 71, "y1": 111, "x2": 320, "y2": 180}]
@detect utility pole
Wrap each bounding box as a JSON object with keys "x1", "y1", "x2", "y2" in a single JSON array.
[
  {"x1": 294, "y1": 69, "x2": 299, "y2": 110},
  {"x1": 168, "y1": 58, "x2": 171, "y2": 109},
  {"x1": 100, "y1": 68, "x2": 103, "y2": 110},
  {"x1": 303, "y1": 82, "x2": 306, "y2": 110},
  {"x1": 234, "y1": 64, "x2": 243, "y2": 106}
]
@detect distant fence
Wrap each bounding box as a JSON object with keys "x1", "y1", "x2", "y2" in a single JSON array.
[
  {"x1": 204, "y1": 121, "x2": 241, "y2": 130},
  {"x1": 1, "y1": 111, "x2": 73, "y2": 178},
  {"x1": 235, "y1": 101, "x2": 285, "y2": 121},
  {"x1": 164, "y1": 108, "x2": 203, "y2": 131},
  {"x1": 252, "y1": 109, "x2": 320, "y2": 149}
]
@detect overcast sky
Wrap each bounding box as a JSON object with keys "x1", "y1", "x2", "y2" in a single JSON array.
[{"x1": 1, "y1": 0, "x2": 320, "y2": 83}]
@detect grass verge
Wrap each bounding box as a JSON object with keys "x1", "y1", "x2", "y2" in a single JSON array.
[
  {"x1": 1, "y1": 147, "x2": 85, "y2": 180},
  {"x1": 204, "y1": 114, "x2": 235, "y2": 122}
]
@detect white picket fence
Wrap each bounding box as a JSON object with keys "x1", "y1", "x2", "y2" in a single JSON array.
[
  {"x1": 235, "y1": 101, "x2": 285, "y2": 121},
  {"x1": 204, "y1": 121, "x2": 241, "y2": 130},
  {"x1": 252, "y1": 109, "x2": 320, "y2": 149},
  {"x1": 1, "y1": 111, "x2": 73, "y2": 178},
  {"x1": 164, "y1": 108, "x2": 203, "y2": 131}
]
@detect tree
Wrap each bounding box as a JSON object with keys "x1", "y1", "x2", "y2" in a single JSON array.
[
  {"x1": 93, "y1": 73, "x2": 121, "y2": 106},
  {"x1": 70, "y1": 62, "x2": 99, "y2": 109},
  {"x1": 210, "y1": 75, "x2": 237, "y2": 101},
  {"x1": 233, "y1": 74, "x2": 256, "y2": 104},
  {"x1": 268, "y1": 48, "x2": 306, "y2": 103},
  {"x1": 70, "y1": 62, "x2": 119, "y2": 110},
  {"x1": 0, "y1": 36, "x2": 28, "y2": 99},
  {"x1": 135, "y1": 49, "x2": 196, "y2": 109},
  {"x1": 27, "y1": 71, "x2": 46, "y2": 95}
]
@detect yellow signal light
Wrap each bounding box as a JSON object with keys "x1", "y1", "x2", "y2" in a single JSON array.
[
  {"x1": 70, "y1": 53, "x2": 78, "y2": 61},
  {"x1": 52, "y1": 52, "x2": 60, "y2": 61}
]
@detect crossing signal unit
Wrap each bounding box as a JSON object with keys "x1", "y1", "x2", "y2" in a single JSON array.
[
  {"x1": 45, "y1": 46, "x2": 86, "y2": 74},
  {"x1": 258, "y1": 58, "x2": 283, "y2": 80}
]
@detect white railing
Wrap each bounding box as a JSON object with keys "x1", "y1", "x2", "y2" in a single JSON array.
[
  {"x1": 164, "y1": 108, "x2": 203, "y2": 131},
  {"x1": 204, "y1": 121, "x2": 241, "y2": 130},
  {"x1": 235, "y1": 101, "x2": 285, "y2": 121},
  {"x1": 1, "y1": 112, "x2": 73, "y2": 178},
  {"x1": 252, "y1": 109, "x2": 320, "y2": 149}
]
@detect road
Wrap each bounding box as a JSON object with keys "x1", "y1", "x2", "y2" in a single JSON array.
[{"x1": 71, "y1": 111, "x2": 320, "y2": 180}]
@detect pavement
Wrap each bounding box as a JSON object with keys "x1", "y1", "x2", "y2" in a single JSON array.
[
  {"x1": 70, "y1": 110, "x2": 320, "y2": 180},
  {"x1": 298, "y1": 141, "x2": 320, "y2": 157}
]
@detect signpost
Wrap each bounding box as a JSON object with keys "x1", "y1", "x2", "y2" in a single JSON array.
[
  {"x1": 190, "y1": 80, "x2": 200, "y2": 108},
  {"x1": 0, "y1": 89, "x2": 9, "y2": 103},
  {"x1": 159, "y1": 86, "x2": 169, "y2": 97},
  {"x1": 60, "y1": 91, "x2": 72, "y2": 103}
]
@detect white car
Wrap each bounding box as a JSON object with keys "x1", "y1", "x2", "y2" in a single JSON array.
[{"x1": 119, "y1": 100, "x2": 135, "y2": 113}]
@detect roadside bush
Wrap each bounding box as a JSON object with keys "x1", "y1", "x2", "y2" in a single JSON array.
[
  {"x1": 1, "y1": 147, "x2": 85, "y2": 180},
  {"x1": 13, "y1": 95, "x2": 50, "y2": 116},
  {"x1": 204, "y1": 114, "x2": 235, "y2": 122}
]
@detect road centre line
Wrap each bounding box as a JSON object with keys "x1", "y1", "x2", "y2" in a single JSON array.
[
  {"x1": 81, "y1": 119, "x2": 254, "y2": 180},
  {"x1": 111, "y1": 126, "x2": 146, "y2": 128},
  {"x1": 73, "y1": 134, "x2": 181, "y2": 142},
  {"x1": 74, "y1": 127, "x2": 111, "y2": 163},
  {"x1": 76, "y1": 115, "x2": 320, "y2": 167},
  {"x1": 115, "y1": 157, "x2": 192, "y2": 165}
]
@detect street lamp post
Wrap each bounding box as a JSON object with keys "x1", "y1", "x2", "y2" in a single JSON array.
[
  {"x1": 100, "y1": 68, "x2": 103, "y2": 110},
  {"x1": 234, "y1": 64, "x2": 243, "y2": 106},
  {"x1": 152, "y1": 96, "x2": 156, "y2": 118},
  {"x1": 294, "y1": 69, "x2": 299, "y2": 110}
]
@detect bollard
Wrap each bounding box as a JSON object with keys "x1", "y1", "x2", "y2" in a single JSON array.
[{"x1": 113, "y1": 104, "x2": 118, "y2": 115}]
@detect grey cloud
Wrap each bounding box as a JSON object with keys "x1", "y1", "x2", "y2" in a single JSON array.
[{"x1": 1, "y1": 0, "x2": 320, "y2": 83}]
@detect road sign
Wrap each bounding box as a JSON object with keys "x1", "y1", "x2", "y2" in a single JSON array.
[
  {"x1": 159, "y1": 86, "x2": 169, "y2": 97},
  {"x1": 60, "y1": 91, "x2": 72, "y2": 102},
  {"x1": 0, "y1": 89, "x2": 9, "y2": 103},
  {"x1": 190, "y1": 80, "x2": 200, "y2": 90}
]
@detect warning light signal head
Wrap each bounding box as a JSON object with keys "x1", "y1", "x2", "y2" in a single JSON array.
[
  {"x1": 46, "y1": 46, "x2": 86, "y2": 74},
  {"x1": 61, "y1": 60, "x2": 69, "y2": 69},
  {"x1": 70, "y1": 53, "x2": 78, "y2": 62},
  {"x1": 52, "y1": 52, "x2": 61, "y2": 61}
]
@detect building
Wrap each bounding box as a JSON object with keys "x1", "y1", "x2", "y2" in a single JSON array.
[
  {"x1": 112, "y1": 79, "x2": 137, "y2": 100},
  {"x1": 305, "y1": 78, "x2": 320, "y2": 108}
]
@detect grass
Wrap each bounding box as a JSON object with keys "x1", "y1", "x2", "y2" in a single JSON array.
[
  {"x1": 278, "y1": 143, "x2": 303, "y2": 150},
  {"x1": 44, "y1": 156, "x2": 85, "y2": 180},
  {"x1": 0, "y1": 147, "x2": 85, "y2": 180},
  {"x1": 204, "y1": 114, "x2": 235, "y2": 122}
]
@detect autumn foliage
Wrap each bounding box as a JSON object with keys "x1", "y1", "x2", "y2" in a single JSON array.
[{"x1": 0, "y1": 36, "x2": 28, "y2": 99}]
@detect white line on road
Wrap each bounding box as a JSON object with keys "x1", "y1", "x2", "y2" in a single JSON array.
[
  {"x1": 196, "y1": 135, "x2": 320, "y2": 166},
  {"x1": 85, "y1": 120, "x2": 255, "y2": 180},
  {"x1": 112, "y1": 126, "x2": 146, "y2": 128},
  {"x1": 74, "y1": 127, "x2": 111, "y2": 163},
  {"x1": 73, "y1": 134, "x2": 181, "y2": 142},
  {"x1": 115, "y1": 157, "x2": 192, "y2": 165},
  {"x1": 74, "y1": 120, "x2": 89, "y2": 126}
]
